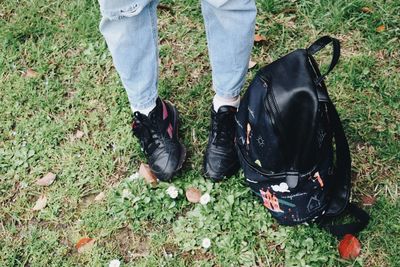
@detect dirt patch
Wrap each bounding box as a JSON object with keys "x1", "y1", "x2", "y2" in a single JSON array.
[
  {"x1": 364, "y1": 248, "x2": 389, "y2": 267},
  {"x1": 336, "y1": 31, "x2": 365, "y2": 58},
  {"x1": 181, "y1": 249, "x2": 215, "y2": 263},
  {"x1": 106, "y1": 156, "x2": 129, "y2": 188},
  {"x1": 351, "y1": 142, "x2": 398, "y2": 199},
  {"x1": 103, "y1": 227, "x2": 150, "y2": 262},
  {"x1": 77, "y1": 193, "x2": 98, "y2": 210}
]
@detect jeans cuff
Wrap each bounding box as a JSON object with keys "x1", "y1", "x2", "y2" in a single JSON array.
[
  {"x1": 130, "y1": 93, "x2": 158, "y2": 111},
  {"x1": 213, "y1": 80, "x2": 244, "y2": 98}
]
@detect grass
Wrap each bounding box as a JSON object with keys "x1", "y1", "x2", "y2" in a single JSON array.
[{"x1": 0, "y1": 0, "x2": 399, "y2": 266}]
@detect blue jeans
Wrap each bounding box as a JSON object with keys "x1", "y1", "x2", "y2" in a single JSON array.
[{"x1": 99, "y1": 0, "x2": 256, "y2": 110}]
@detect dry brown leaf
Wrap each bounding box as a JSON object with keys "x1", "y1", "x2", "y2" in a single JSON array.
[
  {"x1": 94, "y1": 192, "x2": 106, "y2": 201},
  {"x1": 186, "y1": 187, "x2": 201, "y2": 203},
  {"x1": 254, "y1": 34, "x2": 266, "y2": 42},
  {"x1": 361, "y1": 7, "x2": 373, "y2": 13},
  {"x1": 74, "y1": 130, "x2": 84, "y2": 139},
  {"x1": 248, "y1": 60, "x2": 257, "y2": 69},
  {"x1": 139, "y1": 163, "x2": 158, "y2": 187},
  {"x1": 376, "y1": 25, "x2": 385, "y2": 32},
  {"x1": 32, "y1": 195, "x2": 47, "y2": 211},
  {"x1": 362, "y1": 195, "x2": 376, "y2": 206},
  {"x1": 22, "y1": 68, "x2": 38, "y2": 78},
  {"x1": 36, "y1": 172, "x2": 56, "y2": 186},
  {"x1": 285, "y1": 20, "x2": 296, "y2": 29},
  {"x1": 76, "y1": 237, "x2": 95, "y2": 253}
]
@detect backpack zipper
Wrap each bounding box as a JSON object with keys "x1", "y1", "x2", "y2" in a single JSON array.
[
  {"x1": 260, "y1": 77, "x2": 286, "y2": 140},
  {"x1": 260, "y1": 76, "x2": 292, "y2": 170},
  {"x1": 261, "y1": 78, "x2": 277, "y2": 127}
]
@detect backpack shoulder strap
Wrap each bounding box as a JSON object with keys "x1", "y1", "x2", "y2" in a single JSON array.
[
  {"x1": 308, "y1": 36, "x2": 370, "y2": 237},
  {"x1": 319, "y1": 102, "x2": 370, "y2": 238},
  {"x1": 321, "y1": 203, "x2": 370, "y2": 238},
  {"x1": 307, "y1": 36, "x2": 341, "y2": 85},
  {"x1": 326, "y1": 101, "x2": 351, "y2": 215}
]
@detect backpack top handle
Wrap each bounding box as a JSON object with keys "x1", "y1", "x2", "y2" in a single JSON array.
[{"x1": 307, "y1": 36, "x2": 341, "y2": 85}]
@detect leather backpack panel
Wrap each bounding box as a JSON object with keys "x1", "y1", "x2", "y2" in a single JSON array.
[{"x1": 236, "y1": 36, "x2": 349, "y2": 226}]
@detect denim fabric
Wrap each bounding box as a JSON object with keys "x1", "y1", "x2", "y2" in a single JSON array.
[{"x1": 98, "y1": 0, "x2": 256, "y2": 111}]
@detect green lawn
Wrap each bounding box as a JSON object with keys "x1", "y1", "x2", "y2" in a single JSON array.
[{"x1": 1, "y1": 0, "x2": 399, "y2": 266}]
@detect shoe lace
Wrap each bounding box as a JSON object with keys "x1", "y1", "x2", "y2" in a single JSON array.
[
  {"x1": 132, "y1": 112, "x2": 163, "y2": 154},
  {"x1": 211, "y1": 111, "x2": 235, "y2": 146}
]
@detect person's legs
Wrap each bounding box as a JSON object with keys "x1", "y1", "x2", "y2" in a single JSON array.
[
  {"x1": 201, "y1": 0, "x2": 256, "y2": 180},
  {"x1": 99, "y1": 0, "x2": 159, "y2": 114},
  {"x1": 98, "y1": 0, "x2": 186, "y2": 181},
  {"x1": 201, "y1": 0, "x2": 256, "y2": 110}
]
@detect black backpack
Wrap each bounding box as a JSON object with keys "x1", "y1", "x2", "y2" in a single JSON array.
[{"x1": 236, "y1": 36, "x2": 369, "y2": 238}]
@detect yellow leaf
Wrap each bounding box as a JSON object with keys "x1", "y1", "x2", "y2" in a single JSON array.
[
  {"x1": 254, "y1": 34, "x2": 266, "y2": 42},
  {"x1": 139, "y1": 163, "x2": 158, "y2": 187},
  {"x1": 74, "y1": 130, "x2": 84, "y2": 139},
  {"x1": 248, "y1": 60, "x2": 257, "y2": 69},
  {"x1": 185, "y1": 187, "x2": 201, "y2": 203},
  {"x1": 361, "y1": 7, "x2": 373, "y2": 13},
  {"x1": 376, "y1": 25, "x2": 385, "y2": 32},
  {"x1": 22, "y1": 68, "x2": 38, "y2": 78},
  {"x1": 76, "y1": 237, "x2": 95, "y2": 253},
  {"x1": 94, "y1": 192, "x2": 106, "y2": 201},
  {"x1": 36, "y1": 172, "x2": 57, "y2": 186},
  {"x1": 32, "y1": 195, "x2": 47, "y2": 211}
]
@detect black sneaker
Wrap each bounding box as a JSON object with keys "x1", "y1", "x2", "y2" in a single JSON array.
[
  {"x1": 203, "y1": 106, "x2": 240, "y2": 181},
  {"x1": 132, "y1": 98, "x2": 186, "y2": 182}
]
